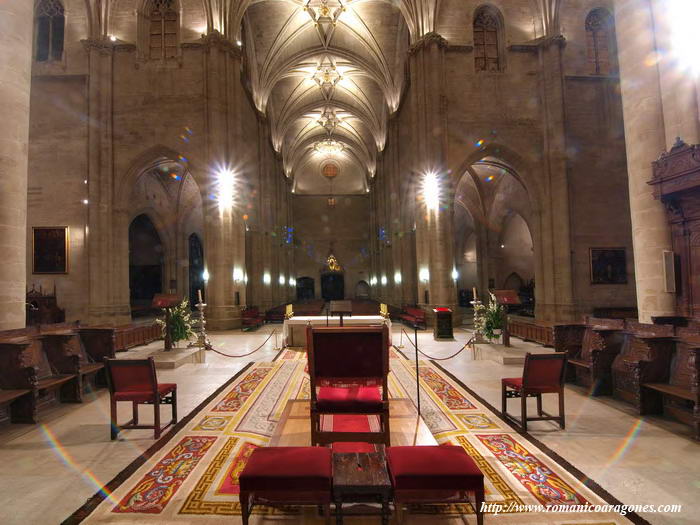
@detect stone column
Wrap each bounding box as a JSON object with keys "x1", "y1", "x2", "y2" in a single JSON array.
[
  {"x1": 615, "y1": 0, "x2": 675, "y2": 322},
  {"x1": 408, "y1": 34, "x2": 458, "y2": 324},
  {"x1": 0, "y1": 1, "x2": 34, "y2": 329}
]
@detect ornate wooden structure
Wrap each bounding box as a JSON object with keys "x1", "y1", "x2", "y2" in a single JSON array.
[
  {"x1": 611, "y1": 321, "x2": 675, "y2": 409},
  {"x1": 567, "y1": 317, "x2": 625, "y2": 395},
  {"x1": 649, "y1": 138, "x2": 700, "y2": 319},
  {"x1": 507, "y1": 316, "x2": 586, "y2": 354},
  {"x1": 26, "y1": 285, "x2": 65, "y2": 325},
  {"x1": 641, "y1": 333, "x2": 700, "y2": 440}
]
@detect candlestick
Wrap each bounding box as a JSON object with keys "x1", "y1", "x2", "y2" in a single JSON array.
[
  {"x1": 198, "y1": 288, "x2": 203, "y2": 304},
  {"x1": 472, "y1": 286, "x2": 477, "y2": 301}
]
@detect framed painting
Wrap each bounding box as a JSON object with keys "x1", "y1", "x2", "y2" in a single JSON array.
[
  {"x1": 33, "y1": 227, "x2": 69, "y2": 274},
  {"x1": 590, "y1": 247, "x2": 626, "y2": 284}
]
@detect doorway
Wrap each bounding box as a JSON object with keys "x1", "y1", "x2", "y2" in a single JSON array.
[
  {"x1": 129, "y1": 214, "x2": 163, "y2": 316},
  {"x1": 321, "y1": 273, "x2": 344, "y2": 301},
  {"x1": 188, "y1": 233, "x2": 204, "y2": 308},
  {"x1": 296, "y1": 276, "x2": 315, "y2": 300}
]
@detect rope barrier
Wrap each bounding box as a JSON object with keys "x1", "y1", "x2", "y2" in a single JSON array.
[
  {"x1": 397, "y1": 328, "x2": 475, "y2": 361},
  {"x1": 207, "y1": 328, "x2": 278, "y2": 358}
]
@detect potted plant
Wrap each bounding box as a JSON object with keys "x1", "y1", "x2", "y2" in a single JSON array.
[
  {"x1": 157, "y1": 298, "x2": 195, "y2": 348},
  {"x1": 473, "y1": 292, "x2": 505, "y2": 342}
]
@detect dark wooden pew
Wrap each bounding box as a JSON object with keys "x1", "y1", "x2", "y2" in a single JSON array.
[
  {"x1": 611, "y1": 321, "x2": 675, "y2": 410},
  {"x1": 567, "y1": 317, "x2": 625, "y2": 395},
  {"x1": 0, "y1": 327, "x2": 80, "y2": 423},
  {"x1": 40, "y1": 322, "x2": 106, "y2": 399},
  {"x1": 641, "y1": 333, "x2": 700, "y2": 440}
]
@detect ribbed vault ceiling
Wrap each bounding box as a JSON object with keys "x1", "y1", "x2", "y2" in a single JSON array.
[{"x1": 243, "y1": 0, "x2": 409, "y2": 194}]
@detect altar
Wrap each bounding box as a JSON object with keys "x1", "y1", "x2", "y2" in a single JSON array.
[{"x1": 283, "y1": 315, "x2": 392, "y2": 348}]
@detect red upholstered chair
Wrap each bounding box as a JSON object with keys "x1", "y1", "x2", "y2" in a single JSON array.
[
  {"x1": 387, "y1": 445, "x2": 484, "y2": 525},
  {"x1": 104, "y1": 357, "x2": 177, "y2": 440},
  {"x1": 501, "y1": 352, "x2": 567, "y2": 432},
  {"x1": 239, "y1": 447, "x2": 332, "y2": 525},
  {"x1": 307, "y1": 325, "x2": 390, "y2": 446}
]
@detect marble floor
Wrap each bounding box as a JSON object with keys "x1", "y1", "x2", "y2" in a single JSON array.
[{"x1": 0, "y1": 324, "x2": 696, "y2": 524}]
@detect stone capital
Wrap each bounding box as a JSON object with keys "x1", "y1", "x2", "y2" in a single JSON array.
[{"x1": 409, "y1": 32, "x2": 448, "y2": 56}]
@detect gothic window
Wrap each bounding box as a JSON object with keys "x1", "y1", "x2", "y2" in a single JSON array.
[
  {"x1": 586, "y1": 9, "x2": 616, "y2": 75},
  {"x1": 149, "y1": 0, "x2": 179, "y2": 60},
  {"x1": 474, "y1": 7, "x2": 502, "y2": 72},
  {"x1": 35, "y1": 0, "x2": 65, "y2": 62}
]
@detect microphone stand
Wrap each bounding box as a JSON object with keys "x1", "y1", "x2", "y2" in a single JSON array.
[{"x1": 414, "y1": 323, "x2": 421, "y2": 416}]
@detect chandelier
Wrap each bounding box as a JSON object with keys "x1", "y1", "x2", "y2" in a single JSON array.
[
  {"x1": 311, "y1": 65, "x2": 342, "y2": 88},
  {"x1": 317, "y1": 108, "x2": 342, "y2": 133},
  {"x1": 314, "y1": 138, "x2": 345, "y2": 155}
]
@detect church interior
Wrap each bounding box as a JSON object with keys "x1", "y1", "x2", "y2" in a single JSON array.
[{"x1": 1, "y1": 0, "x2": 699, "y2": 524}]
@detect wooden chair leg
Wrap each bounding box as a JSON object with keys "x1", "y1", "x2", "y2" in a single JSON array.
[
  {"x1": 501, "y1": 385, "x2": 507, "y2": 417},
  {"x1": 172, "y1": 389, "x2": 178, "y2": 424},
  {"x1": 394, "y1": 502, "x2": 404, "y2": 525},
  {"x1": 323, "y1": 502, "x2": 331, "y2": 525},
  {"x1": 474, "y1": 487, "x2": 485, "y2": 525},
  {"x1": 240, "y1": 492, "x2": 250, "y2": 525},
  {"x1": 520, "y1": 391, "x2": 527, "y2": 433},
  {"x1": 383, "y1": 410, "x2": 391, "y2": 446},
  {"x1": 536, "y1": 394, "x2": 543, "y2": 416},
  {"x1": 559, "y1": 390, "x2": 565, "y2": 429},
  {"x1": 132, "y1": 401, "x2": 139, "y2": 425},
  {"x1": 154, "y1": 397, "x2": 161, "y2": 439},
  {"x1": 110, "y1": 398, "x2": 119, "y2": 440}
]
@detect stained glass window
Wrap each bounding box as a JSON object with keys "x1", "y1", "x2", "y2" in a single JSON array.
[
  {"x1": 474, "y1": 8, "x2": 501, "y2": 72},
  {"x1": 150, "y1": 0, "x2": 178, "y2": 60},
  {"x1": 35, "y1": 0, "x2": 65, "y2": 62}
]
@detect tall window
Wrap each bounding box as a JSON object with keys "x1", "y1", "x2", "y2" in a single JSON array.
[
  {"x1": 474, "y1": 7, "x2": 502, "y2": 72},
  {"x1": 586, "y1": 9, "x2": 617, "y2": 75},
  {"x1": 149, "y1": 0, "x2": 178, "y2": 60},
  {"x1": 35, "y1": 0, "x2": 65, "y2": 62}
]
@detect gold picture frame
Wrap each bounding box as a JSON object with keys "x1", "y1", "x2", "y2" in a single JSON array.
[{"x1": 32, "y1": 226, "x2": 69, "y2": 274}]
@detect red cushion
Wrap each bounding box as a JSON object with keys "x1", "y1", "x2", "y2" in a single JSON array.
[
  {"x1": 387, "y1": 446, "x2": 483, "y2": 492},
  {"x1": 113, "y1": 383, "x2": 176, "y2": 402},
  {"x1": 316, "y1": 386, "x2": 383, "y2": 411},
  {"x1": 240, "y1": 447, "x2": 332, "y2": 493},
  {"x1": 502, "y1": 376, "x2": 561, "y2": 394}
]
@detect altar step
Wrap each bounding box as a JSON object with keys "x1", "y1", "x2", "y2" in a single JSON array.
[{"x1": 116, "y1": 344, "x2": 206, "y2": 369}]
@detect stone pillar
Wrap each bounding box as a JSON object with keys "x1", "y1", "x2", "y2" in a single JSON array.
[
  {"x1": 0, "y1": 0, "x2": 33, "y2": 329},
  {"x1": 408, "y1": 34, "x2": 458, "y2": 324},
  {"x1": 615, "y1": 0, "x2": 675, "y2": 322}
]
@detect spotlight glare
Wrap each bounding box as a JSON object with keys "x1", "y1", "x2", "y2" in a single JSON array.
[
  {"x1": 422, "y1": 172, "x2": 440, "y2": 210},
  {"x1": 263, "y1": 272, "x2": 271, "y2": 285},
  {"x1": 202, "y1": 269, "x2": 210, "y2": 282},
  {"x1": 394, "y1": 271, "x2": 402, "y2": 285},
  {"x1": 419, "y1": 267, "x2": 430, "y2": 283},
  {"x1": 669, "y1": 0, "x2": 700, "y2": 74},
  {"x1": 216, "y1": 167, "x2": 235, "y2": 212}
]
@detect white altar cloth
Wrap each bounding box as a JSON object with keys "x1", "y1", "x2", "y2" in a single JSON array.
[{"x1": 282, "y1": 315, "x2": 392, "y2": 348}]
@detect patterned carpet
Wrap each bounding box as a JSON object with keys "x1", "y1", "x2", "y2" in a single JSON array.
[{"x1": 67, "y1": 348, "x2": 639, "y2": 524}]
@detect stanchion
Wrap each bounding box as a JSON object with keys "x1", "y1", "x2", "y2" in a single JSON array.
[{"x1": 414, "y1": 324, "x2": 421, "y2": 416}]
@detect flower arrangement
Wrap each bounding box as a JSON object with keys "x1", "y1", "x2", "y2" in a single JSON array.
[
  {"x1": 473, "y1": 292, "x2": 505, "y2": 341},
  {"x1": 157, "y1": 299, "x2": 195, "y2": 345}
]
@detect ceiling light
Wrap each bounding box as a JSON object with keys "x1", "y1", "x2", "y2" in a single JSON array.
[{"x1": 314, "y1": 138, "x2": 345, "y2": 155}]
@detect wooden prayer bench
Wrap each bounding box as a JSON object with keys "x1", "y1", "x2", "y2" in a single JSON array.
[
  {"x1": 40, "y1": 322, "x2": 107, "y2": 398},
  {"x1": 640, "y1": 335, "x2": 700, "y2": 440},
  {"x1": 0, "y1": 327, "x2": 81, "y2": 423},
  {"x1": 567, "y1": 317, "x2": 625, "y2": 395},
  {"x1": 0, "y1": 388, "x2": 34, "y2": 425},
  {"x1": 507, "y1": 317, "x2": 585, "y2": 351},
  {"x1": 242, "y1": 307, "x2": 265, "y2": 330},
  {"x1": 400, "y1": 306, "x2": 426, "y2": 329},
  {"x1": 84, "y1": 322, "x2": 161, "y2": 353},
  {"x1": 611, "y1": 321, "x2": 675, "y2": 410}
]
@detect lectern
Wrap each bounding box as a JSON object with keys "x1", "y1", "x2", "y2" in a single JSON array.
[
  {"x1": 492, "y1": 290, "x2": 521, "y2": 347},
  {"x1": 329, "y1": 300, "x2": 353, "y2": 326},
  {"x1": 433, "y1": 307, "x2": 453, "y2": 340}
]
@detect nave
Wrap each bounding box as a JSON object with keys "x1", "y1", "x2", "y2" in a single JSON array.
[{"x1": 0, "y1": 325, "x2": 694, "y2": 525}]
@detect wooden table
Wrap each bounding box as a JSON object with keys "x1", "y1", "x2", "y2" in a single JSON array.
[{"x1": 332, "y1": 448, "x2": 392, "y2": 525}]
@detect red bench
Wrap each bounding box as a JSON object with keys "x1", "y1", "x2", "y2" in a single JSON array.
[
  {"x1": 242, "y1": 307, "x2": 265, "y2": 330},
  {"x1": 400, "y1": 306, "x2": 426, "y2": 329}
]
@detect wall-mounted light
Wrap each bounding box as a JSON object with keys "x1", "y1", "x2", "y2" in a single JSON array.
[
  {"x1": 370, "y1": 276, "x2": 377, "y2": 286},
  {"x1": 394, "y1": 271, "x2": 402, "y2": 285},
  {"x1": 82, "y1": 199, "x2": 89, "y2": 205},
  {"x1": 216, "y1": 167, "x2": 235, "y2": 212},
  {"x1": 279, "y1": 275, "x2": 286, "y2": 286},
  {"x1": 423, "y1": 172, "x2": 440, "y2": 210},
  {"x1": 381, "y1": 275, "x2": 387, "y2": 286},
  {"x1": 451, "y1": 268, "x2": 459, "y2": 281},
  {"x1": 290, "y1": 277, "x2": 297, "y2": 287},
  {"x1": 202, "y1": 269, "x2": 210, "y2": 282},
  {"x1": 419, "y1": 267, "x2": 430, "y2": 283},
  {"x1": 263, "y1": 272, "x2": 271, "y2": 285},
  {"x1": 109, "y1": 35, "x2": 117, "y2": 42},
  {"x1": 233, "y1": 267, "x2": 244, "y2": 283}
]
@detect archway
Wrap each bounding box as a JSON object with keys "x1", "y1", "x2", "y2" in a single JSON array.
[
  {"x1": 355, "y1": 280, "x2": 370, "y2": 299},
  {"x1": 129, "y1": 214, "x2": 164, "y2": 316},
  {"x1": 321, "y1": 273, "x2": 344, "y2": 301},
  {"x1": 188, "y1": 233, "x2": 204, "y2": 308},
  {"x1": 296, "y1": 276, "x2": 315, "y2": 300}
]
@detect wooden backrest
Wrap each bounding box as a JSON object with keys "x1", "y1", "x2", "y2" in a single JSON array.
[
  {"x1": 105, "y1": 357, "x2": 158, "y2": 395},
  {"x1": 523, "y1": 352, "x2": 567, "y2": 389},
  {"x1": 307, "y1": 325, "x2": 389, "y2": 394},
  {"x1": 669, "y1": 342, "x2": 699, "y2": 390}
]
